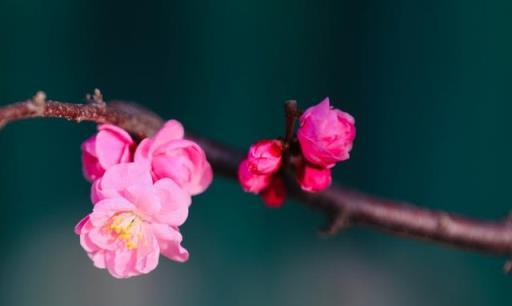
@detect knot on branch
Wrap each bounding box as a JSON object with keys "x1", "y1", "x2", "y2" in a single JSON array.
[
  {"x1": 29, "y1": 91, "x2": 46, "y2": 114},
  {"x1": 86, "y1": 88, "x2": 106, "y2": 110},
  {"x1": 436, "y1": 213, "x2": 453, "y2": 234}
]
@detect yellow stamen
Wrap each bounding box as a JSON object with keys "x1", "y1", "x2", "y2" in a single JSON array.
[{"x1": 106, "y1": 212, "x2": 143, "y2": 250}]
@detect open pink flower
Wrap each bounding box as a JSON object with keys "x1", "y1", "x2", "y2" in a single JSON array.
[
  {"x1": 81, "y1": 124, "x2": 135, "y2": 182},
  {"x1": 297, "y1": 163, "x2": 332, "y2": 192},
  {"x1": 76, "y1": 163, "x2": 191, "y2": 278},
  {"x1": 247, "y1": 139, "x2": 283, "y2": 174},
  {"x1": 297, "y1": 97, "x2": 356, "y2": 168},
  {"x1": 238, "y1": 159, "x2": 271, "y2": 193},
  {"x1": 135, "y1": 120, "x2": 213, "y2": 196}
]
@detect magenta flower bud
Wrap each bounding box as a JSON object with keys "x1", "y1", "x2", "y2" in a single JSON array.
[
  {"x1": 238, "y1": 159, "x2": 271, "y2": 193},
  {"x1": 297, "y1": 163, "x2": 332, "y2": 192},
  {"x1": 261, "y1": 176, "x2": 286, "y2": 208},
  {"x1": 297, "y1": 97, "x2": 356, "y2": 168},
  {"x1": 81, "y1": 124, "x2": 135, "y2": 182},
  {"x1": 247, "y1": 139, "x2": 283, "y2": 174}
]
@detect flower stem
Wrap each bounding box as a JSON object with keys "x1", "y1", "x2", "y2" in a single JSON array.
[{"x1": 284, "y1": 100, "x2": 298, "y2": 147}]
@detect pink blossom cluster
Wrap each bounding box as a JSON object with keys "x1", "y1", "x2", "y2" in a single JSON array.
[
  {"x1": 238, "y1": 140, "x2": 286, "y2": 207},
  {"x1": 77, "y1": 121, "x2": 212, "y2": 278},
  {"x1": 238, "y1": 98, "x2": 356, "y2": 206}
]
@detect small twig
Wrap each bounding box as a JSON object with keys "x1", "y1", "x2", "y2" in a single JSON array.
[
  {"x1": 504, "y1": 260, "x2": 512, "y2": 273},
  {"x1": 320, "y1": 210, "x2": 351, "y2": 236},
  {"x1": 1, "y1": 92, "x2": 512, "y2": 270},
  {"x1": 283, "y1": 100, "x2": 298, "y2": 147}
]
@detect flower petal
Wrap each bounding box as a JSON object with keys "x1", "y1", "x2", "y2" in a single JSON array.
[
  {"x1": 151, "y1": 224, "x2": 189, "y2": 263},
  {"x1": 152, "y1": 178, "x2": 191, "y2": 226},
  {"x1": 122, "y1": 185, "x2": 161, "y2": 218},
  {"x1": 151, "y1": 120, "x2": 185, "y2": 150},
  {"x1": 89, "y1": 197, "x2": 135, "y2": 227},
  {"x1": 94, "y1": 163, "x2": 153, "y2": 201}
]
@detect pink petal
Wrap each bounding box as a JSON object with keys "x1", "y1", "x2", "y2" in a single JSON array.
[
  {"x1": 153, "y1": 178, "x2": 191, "y2": 226},
  {"x1": 80, "y1": 230, "x2": 100, "y2": 253},
  {"x1": 81, "y1": 136, "x2": 104, "y2": 182},
  {"x1": 89, "y1": 251, "x2": 107, "y2": 269},
  {"x1": 89, "y1": 198, "x2": 135, "y2": 227},
  {"x1": 98, "y1": 124, "x2": 133, "y2": 142},
  {"x1": 193, "y1": 161, "x2": 213, "y2": 195},
  {"x1": 122, "y1": 185, "x2": 161, "y2": 218},
  {"x1": 297, "y1": 134, "x2": 338, "y2": 168},
  {"x1": 302, "y1": 97, "x2": 330, "y2": 120},
  {"x1": 91, "y1": 179, "x2": 101, "y2": 204},
  {"x1": 134, "y1": 138, "x2": 153, "y2": 163},
  {"x1": 106, "y1": 248, "x2": 137, "y2": 278},
  {"x1": 95, "y1": 129, "x2": 133, "y2": 169},
  {"x1": 81, "y1": 135, "x2": 97, "y2": 156},
  {"x1": 297, "y1": 163, "x2": 332, "y2": 192},
  {"x1": 150, "y1": 120, "x2": 185, "y2": 151},
  {"x1": 74, "y1": 216, "x2": 90, "y2": 234},
  {"x1": 260, "y1": 176, "x2": 286, "y2": 207},
  {"x1": 151, "y1": 224, "x2": 189, "y2": 262},
  {"x1": 247, "y1": 139, "x2": 283, "y2": 175},
  {"x1": 238, "y1": 159, "x2": 271, "y2": 193},
  {"x1": 135, "y1": 227, "x2": 160, "y2": 274},
  {"x1": 94, "y1": 163, "x2": 153, "y2": 201},
  {"x1": 86, "y1": 227, "x2": 116, "y2": 251}
]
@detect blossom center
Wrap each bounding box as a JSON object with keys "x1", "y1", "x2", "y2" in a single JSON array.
[{"x1": 108, "y1": 212, "x2": 144, "y2": 250}]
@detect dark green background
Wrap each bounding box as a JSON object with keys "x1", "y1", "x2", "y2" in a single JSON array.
[{"x1": 1, "y1": 1, "x2": 511, "y2": 305}]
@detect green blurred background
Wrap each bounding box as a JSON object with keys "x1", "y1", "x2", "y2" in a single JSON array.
[{"x1": 1, "y1": 0, "x2": 511, "y2": 305}]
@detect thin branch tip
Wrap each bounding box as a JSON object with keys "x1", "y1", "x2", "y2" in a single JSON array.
[
  {"x1": 284, "y1": 100, "x2": 298, "y2": 145},
  {"x1": 320, "y1": 211, "x2": 351, "y2": 236},
  {"x1": 504, "y1": 260, "x2": 512, "y2": 274},
  {"x1": 93, "y1": 88, "x2": 104, "y2": 104},
  {"x1": 85, "y1": 88, "x2": 106, "y2": 108}
]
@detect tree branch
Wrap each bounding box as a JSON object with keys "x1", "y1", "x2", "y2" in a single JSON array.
[{"x1": 1, "y1": 92, "x2": 511, "y2": 269}]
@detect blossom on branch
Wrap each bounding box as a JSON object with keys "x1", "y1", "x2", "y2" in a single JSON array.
[
  {"x1": 135, "y1": 120, "x2": 213, "y2": 196},
  {"x1": 81, "y1": 124, "x2": 135, "y2": 182},
  {"x1": 78, "y1": 119, "x2": 212, "y2": 278},
  {"x1": 75, "y1": 163, "x2": 191, "y2": 278},
  {"x1": 238, "y1": 97, "x2": 356, "y2": 203},
  {"x1": 247, "y1": 139, "x2": 283, "y2": 174},
  {"x1": 238, "y1": 140, "x2": 286, "y2": 207},
  {"x1": 296, "y1": 162, "x2": 332, "y2": 192},
  {"x1": 298, "y1": 97, "x2": 356, "y2": 168}
]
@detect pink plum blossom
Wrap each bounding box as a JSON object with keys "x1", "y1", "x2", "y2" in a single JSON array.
[
  {"x1": 297, "y1": 97, "x2": 356, "y2": 168},
  {"x1": 81, "y1": 124, "x2": 135, "y2": 182},
  {"x1": 135, "y1": 120, "x2": 213, "y2": 196},
  {"x1": 247, "y1": 139, "x2": 283, "y2": 174},
  {"x1": 260, "y1": 176, "x2": 286, "y2": 207},
  {"x1": 238, "y1": 159, "x2": 271, "y2": 193},
  {"x1": 297, "y1": 163, "x2": 332, "y2": 192},
  {"x1": 76, "y1": 163, "x2": 191, "y2": 278}
]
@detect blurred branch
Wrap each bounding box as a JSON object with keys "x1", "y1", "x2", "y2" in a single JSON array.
[{"x1": 1, "y1": 91, "x2": 512, "y2": 269}]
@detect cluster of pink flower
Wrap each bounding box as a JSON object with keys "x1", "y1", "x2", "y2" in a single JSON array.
[
  {"x1": 76, "y1": 120, "x2": 212, "y2": 278},
  {"x1": 238, "y1": 98, "x2": 356, "y2": 207}
]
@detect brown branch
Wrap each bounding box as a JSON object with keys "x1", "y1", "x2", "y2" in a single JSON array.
[
  {"x1": 283, "y1": 100, "x2": 298, "y2": 146},
  {"x1": 1, "y1": 91, "x2": 512, "y2": 270},
  {"x1": 0, "y1": 91, "x2": 162, "y2": 139}
]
